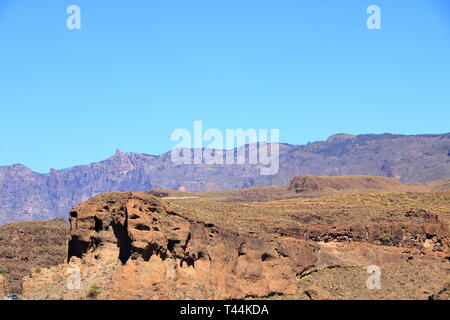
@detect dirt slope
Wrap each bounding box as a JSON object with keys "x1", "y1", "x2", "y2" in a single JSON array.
[
  {"x1": 0, "y1": 218, "x2": 68, "y2": 294},
  {"x1": 288, "y1": 175, "x2": 403, "y2": 193}
]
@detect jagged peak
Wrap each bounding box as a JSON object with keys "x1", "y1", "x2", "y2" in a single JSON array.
[
  {"x1": 0, "y1": 163, "x2": 33, "y2": 173},
  {"x1": 107, "y1": 149, "x2": 130, "y2": 161}
]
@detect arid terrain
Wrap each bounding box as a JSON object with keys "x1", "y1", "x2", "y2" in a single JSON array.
[
  {"x1": 4, "y1": 175, "x2": 448, "y2": 300},
  {"x1": 0, "y1": 219, "x2": 68, "y2": 294}
]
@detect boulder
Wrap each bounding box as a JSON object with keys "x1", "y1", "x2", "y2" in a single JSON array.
[{"x1": 304, "y1": 285, "x2": 332, "y2": 300}]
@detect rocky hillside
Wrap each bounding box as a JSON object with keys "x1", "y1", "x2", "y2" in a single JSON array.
[
  {"x1": 0, "y1": 219, "x2": 68, "y2": 294},
  {"x1": 288, "y1": 175, "x2": 403, "y2": 193},
  {"x1": 1, "y1": 133, "x2": 450, "y2": 225},
  {"x1": 22, "y1": 189, "x2": 450, "y2": 300}
]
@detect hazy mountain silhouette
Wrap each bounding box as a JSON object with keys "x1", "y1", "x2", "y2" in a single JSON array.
[{"x1": 1, "y1": 133, "x2": 449, "y2": 225}]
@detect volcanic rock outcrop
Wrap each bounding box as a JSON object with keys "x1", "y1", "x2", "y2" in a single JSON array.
[
  {"x1": 0, "y1": 275, "x2": 5, "y2": 296},
  {"x1": 66, "y1": 192, "x2": 316, "y2": 299}
]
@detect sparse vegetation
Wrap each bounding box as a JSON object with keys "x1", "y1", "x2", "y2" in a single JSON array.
[
  {"x1": 87, "y1": 284, "x2": 100, "y2": 299},
  {"x1": 166, "y1": 188, "x2": 450, "y2": 235},
  {"x1": 380, "y1": 234, "x2": 391, "y2": 243}
]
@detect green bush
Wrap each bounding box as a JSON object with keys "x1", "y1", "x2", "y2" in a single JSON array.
[
  {"x1": 87, "y1": 284, "x2": 100, "y2": 299},
  {"x1": 379, "y1": 234, "x2": 391, "y2": 243}
]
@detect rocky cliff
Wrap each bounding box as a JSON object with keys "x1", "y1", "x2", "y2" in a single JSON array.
[
  {"x1": 1, "y1": 133, "x2": 450, "y2": 225},
  {"x1": 61, "y1": 192, "x2": 316, "y2": 299}
]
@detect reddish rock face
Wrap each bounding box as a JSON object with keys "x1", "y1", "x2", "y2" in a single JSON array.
[
  {"x1": 304, "y1": 285, "x2": 331, "y2": 300},
  {"x1": 68, "y1": 192, "x2": 316, "y2": 299}
]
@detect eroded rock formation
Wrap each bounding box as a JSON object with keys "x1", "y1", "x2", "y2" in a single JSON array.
[{"x1": 66, "y1": 192, "x2": 316, "y2": 299}]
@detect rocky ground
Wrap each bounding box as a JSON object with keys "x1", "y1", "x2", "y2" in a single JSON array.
[
  {"x1": 283, "y1": 242, "x2": 449, "y2": 300},
  {"x1": 0, "y1": 219, "x2": 68, "y2": 294}
]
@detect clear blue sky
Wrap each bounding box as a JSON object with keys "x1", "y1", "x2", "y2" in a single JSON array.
[{"x1": 0, "y1": 0, "x2": 449, "y2": 173}]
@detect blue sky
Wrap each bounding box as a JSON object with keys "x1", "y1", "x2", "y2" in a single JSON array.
[{"x1": 0, "y1": 0, "x2": 449, "y2": 173}]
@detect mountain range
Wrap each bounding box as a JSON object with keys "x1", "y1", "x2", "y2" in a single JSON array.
[{"x1": 1, "y1": 132, "x2": 449, "y2": 225}]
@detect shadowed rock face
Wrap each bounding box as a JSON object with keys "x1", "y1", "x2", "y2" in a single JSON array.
[
  {"x1": 67, "y1": 192, "x2": 316, "y2": 299},
  {"x1": 430, "y1": 282, "x2": 450, "y2": 300}
]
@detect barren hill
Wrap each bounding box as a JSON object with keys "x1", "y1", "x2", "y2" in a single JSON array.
[
  {"x1": 288, "y1": 175, "x2": 403, "y2": 193},
  {"x1": 0, "y1": 219, "x2": 68, "y2": 294},
  {"x1": 1, "y1": 132, "x2": 450, "y2": 225}
]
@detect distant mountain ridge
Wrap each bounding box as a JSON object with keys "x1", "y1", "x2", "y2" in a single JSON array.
[{"x1": 1, "y1": 132, "x2": 450, "y2": 225}]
